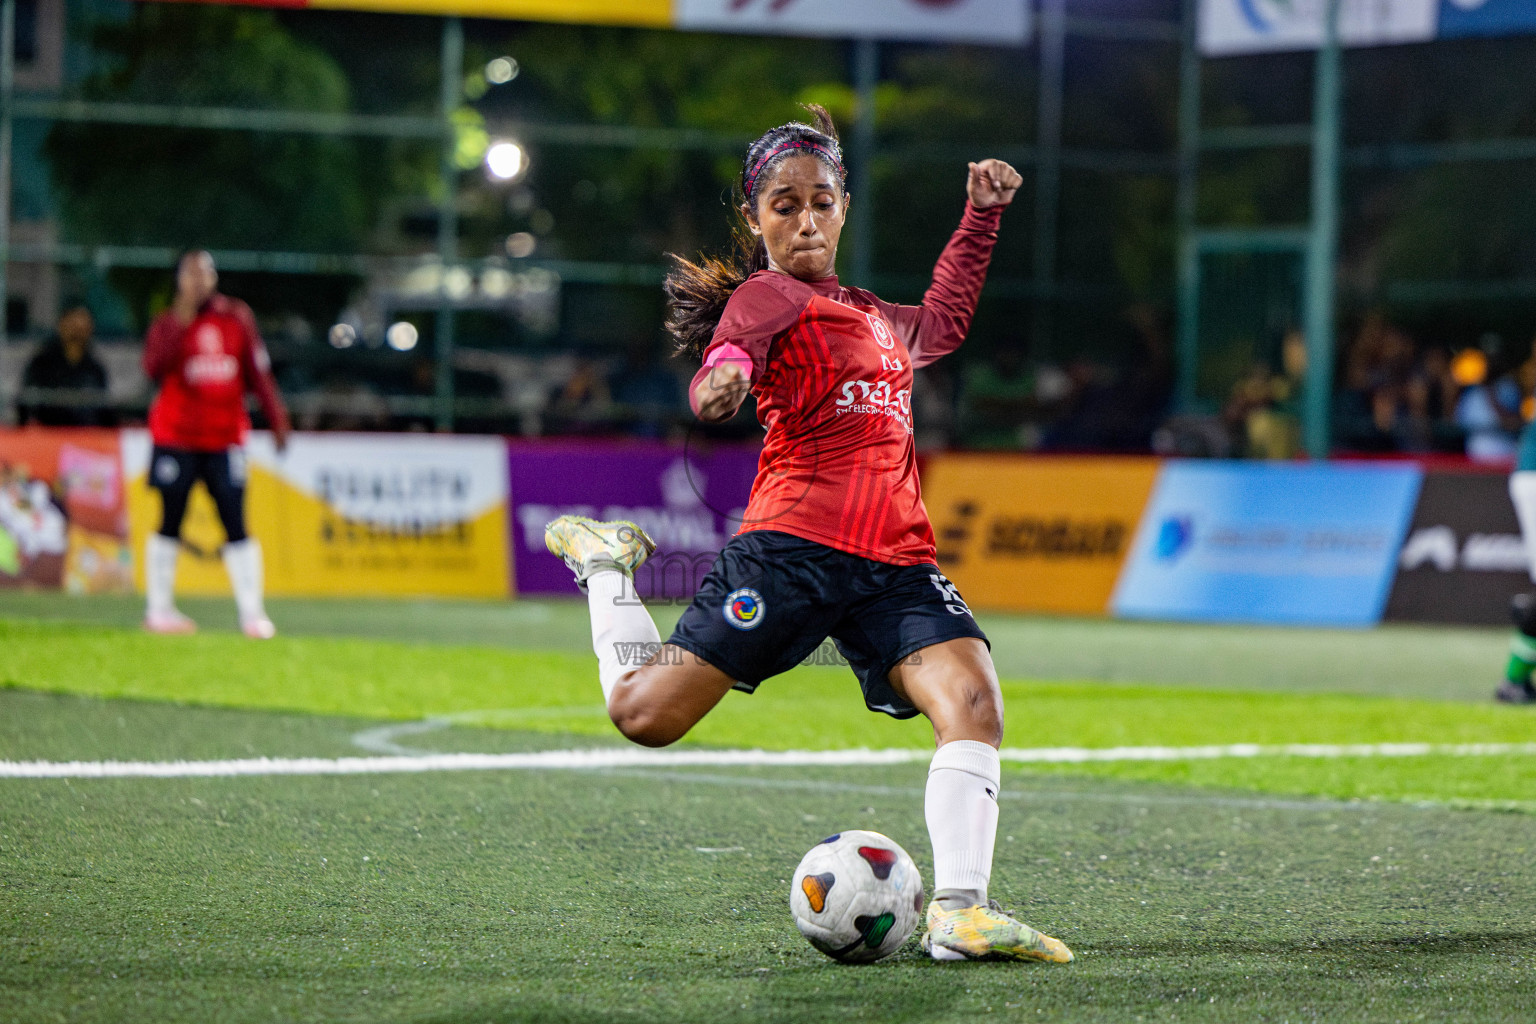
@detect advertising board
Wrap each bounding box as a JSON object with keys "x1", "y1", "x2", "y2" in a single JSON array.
[
  {"x1": 123, "y1": 431, "x2": 511, "y2": 598},
  {"x1": 507, "y1": 439, "x2": 760, "y2": 600},
  {"x1": 1385, "y1": 468, "x2": 1529, "y2": 625},
  {"x1": 1112, "y1": 462, "x2": 1422, "y2": 626},
  {"x1": 1437, "y1": 0, "x2": 1536, "y2": 39},
  {"x1": 1199, "y1": 0, "x2": 1438, "y2": 55},
  {"x1": 0, "y1": 429, "x2": 132, "y2": 594},
  {"x1": 148, "y1": 0, "x2": 1027, "y2": 41},
  {"x1": 676, "y1": 0, "x2": 1030, "y2": 44},
  {"x1": 922, "y1": 455, "x2": 1159, "y2": 615}
]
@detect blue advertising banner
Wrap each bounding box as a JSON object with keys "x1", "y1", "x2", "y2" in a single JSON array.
[
  {"x1": 1438, "y1": 0, "x2": 1536, "y2": 39},
  {"x1": 1112, "y1": 463, "x2": 1423, "y2": 627}
]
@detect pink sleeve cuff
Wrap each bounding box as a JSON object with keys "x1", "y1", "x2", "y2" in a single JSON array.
[{"x1": 704, "y1": 341, "x2": 754, "y2": 380}]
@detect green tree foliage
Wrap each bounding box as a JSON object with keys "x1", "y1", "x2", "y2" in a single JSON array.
[
  {"x1": 46, "y1": 5, "x2": 388, "y2": 254},
  {"x1": 460, "y1": 26, "x2": 846, "y2": 264}
]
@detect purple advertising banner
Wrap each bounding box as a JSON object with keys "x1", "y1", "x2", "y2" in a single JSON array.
[{"x1": 507, "y1": 439, "x2": 762, "y2": 599}]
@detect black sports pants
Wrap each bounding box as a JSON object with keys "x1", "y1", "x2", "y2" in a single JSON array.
[{"x1": 149, "y1": 446, "x2": 248, "y2": 543}]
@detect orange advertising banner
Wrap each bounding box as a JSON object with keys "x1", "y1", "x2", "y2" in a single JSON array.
[
  {"x1": 0, "y1": 429, "x2": 134, "y2": 594},
  {"x1": 922, "y1": 455, "x2": 1161, "y2": 616}
]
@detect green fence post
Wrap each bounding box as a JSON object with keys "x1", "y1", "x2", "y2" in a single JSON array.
[
  {"x1": 1, "y1": 0, "x2": 15, "y2": 381},
  {"x1": 848, "y1": 37, "x2": 877, "y2": 289},
  {"x1": 1033, "y1": 0, "x2": 1065, "y2": 357},
  {"x1": 1303, "y1": 0, "x2": 1343, "y2": 459},
  {"x1": 435, "y1": 16, "x2": 464, "y2": 433},
  {"x1": 1174, "y1": 0, "x2": 1201, "y2": 414}
]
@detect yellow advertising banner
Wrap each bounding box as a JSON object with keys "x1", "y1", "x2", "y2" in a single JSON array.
[
  {"x1": 310, "y1": 0, "x2": 670, "y2": 24},
  {"x1": 123, "y1": 431, "x2": 510, "y2": 599},
  {"x1": 922, "y1": 455, "x2": 1161, "y2": 616}
]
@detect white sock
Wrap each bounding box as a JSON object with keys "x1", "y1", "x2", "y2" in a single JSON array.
[
  {"x1": 145, "y1": 534, "x2": 181, "y2": 617},
  {"x1": 586, "y1": 570, "x2": 660, "y2": 705},
  {"x1": 222, "y1": 538, "x2": 267, "y2": 623},
  {"x1": 1510, "y1": 472, "x2": 1536, "y2": 582},
  {"x1": 926, "y1": 739, "x2": 1001, "y2": 900}
]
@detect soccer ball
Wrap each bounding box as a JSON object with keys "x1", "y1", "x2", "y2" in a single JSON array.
[{"x1": 789, "y1": 830, "x2": 924, "y2": 963}]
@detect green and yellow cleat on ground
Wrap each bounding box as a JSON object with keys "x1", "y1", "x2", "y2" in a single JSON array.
[
  {"x1": 920, "y1": 898, "x2": 1074, "y2": 964},
  {"x1": 543, "y1": 515, "x2": 656, "y2": 586}
]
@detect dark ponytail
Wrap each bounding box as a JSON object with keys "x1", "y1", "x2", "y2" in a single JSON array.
[{"x1": 665, "y1": 104, "x2": 845, "y2": 360}]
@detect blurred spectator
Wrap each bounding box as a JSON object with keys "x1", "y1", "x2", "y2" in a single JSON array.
[
  {"x1": 547, "y1": 350, "x2": 613, "y2": 434},
  {"x1": 1336, "y1": 311, "x2": 1430, "y2": 452},
  {"x1": 1042, "y1": 306, "x2": 1172, "y2": 453},
  {"x1": 610, "y1": 338, "x2": 683, "y2": 439},
  {"x1": 959, "y1": 346, "x2": 1035, "y2": 449},
  {"x1": 1223, "y1": 327, "x2": 1305, "y2": 459},
  {"x1": 1453, "y1": 346, "x2": 1523, "y2": 462},
  {"x1": 911, "y1": 362, "x2": 958, "y2": 452},
  {"x1": 17, "y1": 305, "x2": 114, "y2": 427}
]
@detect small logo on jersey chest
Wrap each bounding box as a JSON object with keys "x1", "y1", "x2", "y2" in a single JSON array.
[
  {"x1": 863, "y1": 311, "x2": 897, "y2": 350},
  {"x1": 184, "y1": 322, "x2": 239, "y2": 386}
]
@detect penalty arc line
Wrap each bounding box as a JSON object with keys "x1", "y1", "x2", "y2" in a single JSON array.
[{"x1": 4, "y1": 742, "x2": 1536, "y2": 780}]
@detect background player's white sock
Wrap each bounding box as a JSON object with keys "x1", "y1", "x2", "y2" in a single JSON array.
[
  {"x1": 145, "y1": 534, "x2": 181, "y2": 617},
  {"x1": 221, "y1": 539, "x2": 268, "y2": 625},
  {"x1": 1511, "y1": 471, "x2": 1536, "y2": 582},
  {"x1": 926, "y1": 739, "x2": 1001, "y2": 900},
  {"x1": 586, "y1": 569, "x2": 660, "y2": 705}
]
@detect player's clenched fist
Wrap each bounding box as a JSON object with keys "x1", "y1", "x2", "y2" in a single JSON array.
[
  {"x1": 967, "y1": 159, "x2": 1022, "y2": 209},
  {"x1": 693, "y1": 358, "x2": 751, "y2": 423}
]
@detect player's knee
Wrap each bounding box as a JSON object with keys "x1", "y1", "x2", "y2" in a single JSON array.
[
  {"x1": 963, "y1": 684, "x2": 1005, "y2": 746},
  {"x1": 607, "y1": 689, "x2": 684, "y2": 748}
]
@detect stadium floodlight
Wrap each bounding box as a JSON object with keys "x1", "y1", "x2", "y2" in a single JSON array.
[
  {"x1": 444, "y1": 267, "x2": 474, "y2": 300},
  {"x1": 486, "y1": 57, "x2": 520, "y2": 85},
  {"x1": 485, "y1": 140, "x2": 527, "y2": 182},
  {"x1": 505, "y1": 232, "x2": 536, "y2": 259},
  {"x1": 328, "y1": 324, "x2": 356, "y2": 349},
  {"x1": 386, "y1": 322, "x2": 419, "y2": 352}
]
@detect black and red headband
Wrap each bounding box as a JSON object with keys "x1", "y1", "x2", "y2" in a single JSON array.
[{"x1": 743, "y1": 139, "x2": 846, "y2": 199}]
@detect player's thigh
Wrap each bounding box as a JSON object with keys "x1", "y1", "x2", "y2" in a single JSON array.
[
  {"x1": 832, "y1": 564, "x2": 995, "y2": 740},
  {"x1": 198, "y1": 448, "x2": 249, "y2": 542},
  {"x1": 149, "y1": 447, "x2": 198, "y2": 536},
  {"x1": 606, "y1": 645, "x2": 737, "y2": 748},
  {"x1": 886, "y1": 637, "x2": 1003, "y2": 747}
]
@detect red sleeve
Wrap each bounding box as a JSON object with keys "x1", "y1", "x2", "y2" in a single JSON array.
[
  {"x1": 688, "y1": 272, "x2": 808, "y2": 418},
  {"x1": 233, "y1": 300, "x2": 291, "y2": 438},
  {"x1": 142, "y1": 312, "x2": 186, "y2": 383},
  {"x1": 876, "y1": 201, "x2": 1004, "y2": 369}
]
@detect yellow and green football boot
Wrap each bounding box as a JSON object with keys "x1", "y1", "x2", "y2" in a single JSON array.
[
  {"x1": 920, "y1": 898, "x2": 1074, "y2": 964},
  {"x1": 543, "y1": 515, "x2": 656, "y2": 586}
]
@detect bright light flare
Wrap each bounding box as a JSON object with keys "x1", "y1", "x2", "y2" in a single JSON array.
[
  {"x1": 485, "y1": 140, "x2": 527, "y2": 181},
  {"x1": 486, "y1": 57, "x2": 519, "y2": 85},
  {"x1": 386, "y1": 322, "x2": 419, "y2": 352}
]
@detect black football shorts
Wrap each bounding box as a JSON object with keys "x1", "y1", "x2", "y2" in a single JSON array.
[{"x1": 667, "y1": 530, "x2": 989, "y2": 720}]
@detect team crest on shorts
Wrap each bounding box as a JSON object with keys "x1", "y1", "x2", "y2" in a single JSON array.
[{"x1": 723, "y1": 588, "x2": 765, "y2": 630}]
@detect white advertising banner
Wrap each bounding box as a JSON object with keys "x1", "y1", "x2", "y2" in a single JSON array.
[
  {"x1": 1199, "y1": 0, "x2": 1438, "y2": 55},
  {"x1": 676, "y1": 0, "x2": 1030, "y2": 44},
  {"x1": 122, "y1": 431, "x2": 511, "y2": 598}
]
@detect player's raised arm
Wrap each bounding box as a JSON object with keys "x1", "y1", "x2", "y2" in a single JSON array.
[{"x1": 881, "y1": 158, "x2": 1022, "y2": 369}]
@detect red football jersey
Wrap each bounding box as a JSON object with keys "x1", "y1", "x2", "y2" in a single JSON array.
[
  {"x1": 691, "y1": 202, "x2": 1003, "y2": 565},
  {"x1": 143, "y1": 294, "x2": 290, "y2": 451}
]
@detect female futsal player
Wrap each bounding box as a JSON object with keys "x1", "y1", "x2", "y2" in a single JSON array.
[
  {"x1": 545, "y1": 108, "x2": 1071, "y2": 964},
  {"x1": 142, "y1": 249, "x2": 290, "y2": 638}
]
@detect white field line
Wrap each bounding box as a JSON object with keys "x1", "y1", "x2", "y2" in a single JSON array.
[{"x1": 4, "y1": 742, "x2": 1536, "y2": 780}]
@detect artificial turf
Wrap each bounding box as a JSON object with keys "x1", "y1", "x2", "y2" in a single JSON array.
[
  {"x1": 4, "y1": 691, "x2": 1536, "y2": 1023},
  {"x1": 3, "y1": 596, "x2": 1536, "y2": 1022}
]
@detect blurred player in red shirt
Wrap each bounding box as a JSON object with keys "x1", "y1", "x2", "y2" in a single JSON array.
[
  {"x1": 142, "y1": 250, "x2": 290, "y2": 638},
  {"x1": 546, "y1": 108, "x2": 1072, "y2": 964}
]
